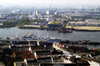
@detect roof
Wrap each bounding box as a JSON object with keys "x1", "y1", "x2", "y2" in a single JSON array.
[
  {"x1": 21, "y1": 51, "x2": 36, "y2": 59},
  {"x1": 86, "y1": 19, "x2": 100, "y2": 23},
  {"x1": 11, "y1": 46, "x2": 30, "y2": 48},
  {"x1": 21, "y1": 51, "x2": 31, "y2": 55},
  {"x1": 28, "y1": 55, "x2": 35, "y2": 58},
  {"x1": 0, "y1": 49, "x2": 4, "y2": 53},
  {"x1": 21, "y1": 55, "x2": 29, "y2": 59},
  {"x1": 14, "y1": 61, "x2": 25, "y2": 66},
  {"x1": 0, "y1": 62, "x2": 5, "y2": 66},
  {"x1": 21, "y1": 55, "x2": 36, "y2": 59},
  {"x1": 48, "y1": 21, "x2": 61, "y2": 25},
  {"x1": 69, "y1": 21, "x2": 85, "y2": 23}
]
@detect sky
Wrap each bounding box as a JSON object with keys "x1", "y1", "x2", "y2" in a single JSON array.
[{"x1": 0, "y1": 0, "x2": 100, "y2": 6}]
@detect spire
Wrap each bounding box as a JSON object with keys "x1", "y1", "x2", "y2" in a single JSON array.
[{"x1": 82, "y1": 6, "x2": 84, "y2": 13}]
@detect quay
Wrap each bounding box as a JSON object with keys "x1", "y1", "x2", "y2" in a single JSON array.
[{"x1": 66, "y1": 26, "x2": 100, "y2": 31}]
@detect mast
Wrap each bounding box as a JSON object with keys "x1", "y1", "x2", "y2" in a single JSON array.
[
  {"x1": 47, "y1": 31, "x2": 49, "y2": 39},
  {"x1": 47, "y1": 31, "x2": 49, "y2": 38},
  {"x1": 16, "y1": 30, "x2": 18, "y2": 38},
  {"x1": 37, "y1": 30, "x2": 39, "y2": 46}
]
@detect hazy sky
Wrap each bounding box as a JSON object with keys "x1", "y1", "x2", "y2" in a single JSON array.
[{"x1": 0, "y1": 0, "x2": 100, "y2": 5}]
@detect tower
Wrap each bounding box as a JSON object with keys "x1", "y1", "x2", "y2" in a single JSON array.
[
  {"x1": 82, "y1": 6, "x2": 84, "y2": 13},
  {"x1": 97, "y1": 6, "x2": 100, "y2": 12},
  {"x1": 91, "y1": 6, "x2": 94, "y2": 12}
]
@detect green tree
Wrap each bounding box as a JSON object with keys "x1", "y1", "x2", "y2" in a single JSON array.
[
  {"x1": 64, "y1": 20, "x2": 68, "y2": 23},
  {"x1": 17, "y1": 19, "x2": 32, "y2": 27},
  {"x1": 7, "y1": 61, "x2": 14, "y2": 66},
  {"x1": 0, "y1": 21, "x2": 17, "y2": 27}
]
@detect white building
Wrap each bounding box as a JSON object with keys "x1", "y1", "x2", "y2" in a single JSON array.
[
  {"x1": 0, "y1": 23, "x2": 3, "y2": 25},
  {"x1": 46, "y1": 11, "x2": 49, "y2": 15},
  {"x1": 35, "y1": 10, "x2": 38, "y2": 15},
  {"x1": 68, "y1": 21, "x2": 100, "y2": 26},
  {"x1": 54, "y1": 11, "x2": 57, "y2": 15},
  {"x1": 33, "y1": 10, "x2": 38, "y2": 16},
  {"x1": 11, "y1": 10, "x2": 21, "y2": 13}
]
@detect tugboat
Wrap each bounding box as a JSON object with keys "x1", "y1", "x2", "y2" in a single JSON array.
[{"x1": 58, "y1": 29, "x2": 72, "y2": 33}]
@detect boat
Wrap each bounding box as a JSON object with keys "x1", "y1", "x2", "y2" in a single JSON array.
[
  {"x1": 46, "y1": 37, "x2": 61, "y2": 44},
  {"x1": 22, "y1": 34, "x2": 37, "y2": 40},
  {"x1": 45, "y1": 31, "x2": 61, "y2": 45},
  {"x1": 58, "y1": 29, "x2": 72, "y2": 33}
]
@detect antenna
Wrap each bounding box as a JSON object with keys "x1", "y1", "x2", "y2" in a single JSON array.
[
  {"x1": 82, "y1": 6, "x2": 84, "y2": 13},
  {"x1": 16, "y1": 30, "x2": 18, "y2": 38},
  {"x1": 37, "y1": 30, "x2": 39, "y2": 40},
  {"x1": 47, "y1": 31, "x2": 49, "y2": 38}
]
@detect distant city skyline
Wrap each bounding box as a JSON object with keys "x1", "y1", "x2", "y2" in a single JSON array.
[{"x1": 0, "y1": 0, "x2": 100, "y2": 5}]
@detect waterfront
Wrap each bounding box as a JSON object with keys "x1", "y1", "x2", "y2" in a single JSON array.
[
  {"x1": 0, "y1": 27, "x2": 100, "y2": 49},
  {"x1": 0, "y1": 27, "x2": 100, "y2": 41}
]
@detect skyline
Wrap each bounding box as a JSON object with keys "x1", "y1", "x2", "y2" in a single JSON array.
[{"x1": 0, "y1": 0, "x2": 100, "y2": 6}]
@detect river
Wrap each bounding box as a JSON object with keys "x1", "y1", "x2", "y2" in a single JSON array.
[{"x1": 0, "y1": 27, "x2": 100, "y2": 49}]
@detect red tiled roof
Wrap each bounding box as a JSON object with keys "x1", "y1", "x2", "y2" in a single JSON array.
[
  {"x1": 15, "y1": 51, "x2": 36, "y2": 60},
  {"x1": 29, "y1": 55, "x2": 36, "y2": 59},
  {"x1": 21, "y1": 51, "x2": 32, "y2": 55},
  {"x1": 21, "y1": 55, "x2": 29, "y2": 59},
  {"x1": 21, "y1": 55, "x2": 36, "y2": 59},
  {"x1": 21, "y1": 51, "x2": 37, "y2": 59}
]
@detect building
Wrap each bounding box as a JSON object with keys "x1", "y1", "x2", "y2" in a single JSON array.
[
  {"x1": 11, "y1": 46, "x2": 31, "y2": 53},
  {"x1": 85, "y1": 19, "x2": 100, "y2": 26},
  {"x1": 46, "y1": 11, "x2": 49, "y2": 15},
  {"x1": 0, "y1": 62, "x2": 5, "y2": 66},
  {"x1": 47, "y1": 19, "x2": 62, "y2": 30},
  {"x1": 0, "y1": 23, "x2": 3, "y2": 25},
  {"x1": 68, "y1": 20, "x2": 100, "y2": 26},
  {"x1": 68, "y1": 21, "x2": 85, "y2": 26}
]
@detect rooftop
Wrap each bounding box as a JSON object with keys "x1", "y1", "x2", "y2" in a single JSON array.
[
  {"x1": 0, "y1": 62, "x2": 5, "y2": 66},
  {"x1": 48, "y1": 21, "x2": 61, "y2": 25},
  {"x1": 14, "y1": 61, "x2": 25, "y2": 66},
  {"x1": 21, "y1": 51, "x2": 36, "y2": 60},
  {"x1": 86, "y1": 19, "x2": 100, "y2": 23}
]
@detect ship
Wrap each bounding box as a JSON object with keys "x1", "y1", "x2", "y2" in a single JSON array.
[
  {"x1": 22, "y1": 34, "x2": 37, "y2": 40},
  {"x1": 58, "y1": 29, "x2": 72, "y2": 33},
  {"x1": 46, "y1": 37, "x2": 61, "y2": 44}
]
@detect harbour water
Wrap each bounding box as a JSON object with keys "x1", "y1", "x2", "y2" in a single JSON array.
[{"x1": 0, "y1": 27, "x2": 100, "y2": 49}]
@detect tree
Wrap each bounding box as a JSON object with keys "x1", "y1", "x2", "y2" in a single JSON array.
[
  {"x1": 7, "y1": 61, "x2": 14, "y2": 66},
  {"x1": 0, "y1": 21, "x2": 17, "y2": 27},
  {"x1": 17, "y1": 19, "x2": 32, "y2": 26},
  {"x1": 64, "y1": 20, "x2": 68, "y2": 23}
]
